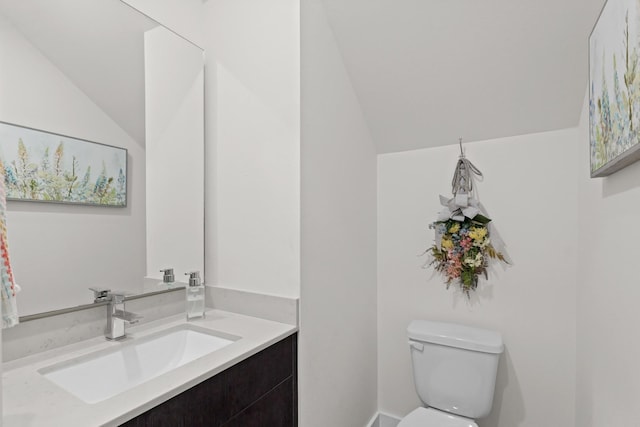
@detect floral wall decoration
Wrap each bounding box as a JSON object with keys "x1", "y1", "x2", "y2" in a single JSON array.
[
  {"x1": 589, "y1": 0, "x2": 640, "y2": 177},
  {"x1": 0, "y1": 121, "x2": 127, "y2": 207},
  {"x1": 425, "y1": 141, "x2": 511, "y2": 296}
]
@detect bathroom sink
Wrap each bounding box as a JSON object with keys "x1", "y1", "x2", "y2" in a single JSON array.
[{"x1": 39, "y1": 325, "x2": 237, "y2": 404}]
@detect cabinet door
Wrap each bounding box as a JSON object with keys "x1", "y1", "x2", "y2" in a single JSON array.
[
  {"x1": 221, "y1": 377, "x2": 294, "y2": 427},
  {"x1": 120, "y1": 334, "x2": 297, "y2": 427},
  {"x1": 184, "y1": 335, "x2": 294, "y2": 425}
]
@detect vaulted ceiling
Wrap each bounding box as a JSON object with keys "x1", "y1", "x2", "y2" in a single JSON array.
[{"x1": 321, "y1": 0, "x2": 607, "y2": 153}]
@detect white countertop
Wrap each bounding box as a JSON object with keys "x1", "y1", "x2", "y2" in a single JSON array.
[{"x1": 2, "y1": 309, "x2": 297, "y2": 427}]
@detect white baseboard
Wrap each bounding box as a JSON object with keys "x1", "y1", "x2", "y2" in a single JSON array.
[
  {"x1": 365, "y1": 413, "x2": 380, "y2": 427},
  {"x1": 366, "y1": 412, "x2": 402, "y2": 427}
]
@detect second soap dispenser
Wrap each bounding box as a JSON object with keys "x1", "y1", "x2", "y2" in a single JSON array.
[{"x1": 185, "y1": 271, "x2": 205, "y2": 320}]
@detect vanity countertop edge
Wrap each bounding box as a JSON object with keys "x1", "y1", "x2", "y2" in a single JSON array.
[{"x1": 2, "y1": 309, "x2": 298, "y2": 427}]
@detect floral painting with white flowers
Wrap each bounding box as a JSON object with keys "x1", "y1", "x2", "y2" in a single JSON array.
[
  {"x1": 0, "y1": 122, "x2": 127, "y2": 206},
  {"x1": 590, "y1": 0, "x2": 640, "y2": 176}
]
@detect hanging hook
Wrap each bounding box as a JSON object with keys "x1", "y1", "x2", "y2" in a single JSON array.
[{"x1": 459, "y1": 137, "x2": 464, "y2": 157}]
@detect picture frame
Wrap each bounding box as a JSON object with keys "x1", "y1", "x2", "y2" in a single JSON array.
[
  {"x1": 0, "y1": 121, "x2": 127, "y2": 207},
  {"x1": 589, "y1": 0, "x2": 640, "y2": 177}
]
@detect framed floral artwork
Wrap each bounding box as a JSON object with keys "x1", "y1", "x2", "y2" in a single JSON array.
[
  {"x1": 0, "y1": 121, "x2": 127, "y2": 207},
  {"x1": 589, "y1": 0, "x2": 640, "y2": 177}
]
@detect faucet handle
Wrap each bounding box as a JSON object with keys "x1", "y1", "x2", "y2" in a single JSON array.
[
  {"x1": 109, "y1": 290, "x2": 135, "y2": 304},
  {"x1": 89, "y1": 287, "x2": 111, "y2": 302}
]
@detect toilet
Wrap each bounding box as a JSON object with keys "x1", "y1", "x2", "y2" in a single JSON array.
[{"x1": 399, "y1": 320, "x2": 504, "y2": 427}]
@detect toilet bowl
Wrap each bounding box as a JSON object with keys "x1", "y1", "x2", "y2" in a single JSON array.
[{"x1": 399, "y1": 320, "x2": 503, "y2": 426}]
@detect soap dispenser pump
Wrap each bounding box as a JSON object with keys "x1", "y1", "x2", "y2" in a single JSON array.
[
  {"x1": 185, "y1": 271, "x2": 205, "y2": 320},
  {"x1": 159, "y1": 268, "x2": 176, "y2": 288}
]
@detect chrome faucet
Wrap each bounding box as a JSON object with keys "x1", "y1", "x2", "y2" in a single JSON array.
[{"x1": 90, "y1": 288, "x2": 142, "y2": 340}]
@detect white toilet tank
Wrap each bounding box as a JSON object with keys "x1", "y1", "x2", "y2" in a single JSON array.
[{"x1": 407, "y1": 320, "x2": 503, "y2": 419}]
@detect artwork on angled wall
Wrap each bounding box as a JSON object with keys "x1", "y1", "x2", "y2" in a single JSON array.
[
  {"x1": 0, "y1": 121, "x2": 127, "y2": 207},
  {"x1": 589, "y1": 0, "x2": 640, "y2": 177}
]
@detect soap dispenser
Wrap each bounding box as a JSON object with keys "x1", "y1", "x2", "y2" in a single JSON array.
[
  {"x1": 159, "y1": 268, "x2": 176, "y2": 289},
  {"x1": 185, "y1": 271, "x2": 205, "y2": 320}
]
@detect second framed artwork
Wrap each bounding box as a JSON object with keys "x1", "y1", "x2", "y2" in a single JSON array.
[
  {"x1": 590, "y1": 0, "x2": 640, "y2": 177},
  {"x1": 0, "y1": 121, "x2": 127, "y2": 207}
]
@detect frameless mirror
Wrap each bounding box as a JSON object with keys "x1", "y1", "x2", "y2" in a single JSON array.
[{"x1": 0, "y1": 0, "x2": 204, "y2": 317}]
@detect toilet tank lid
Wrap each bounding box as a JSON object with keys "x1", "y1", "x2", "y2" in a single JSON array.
[{"x1": 407, "y1": 320, "x2": 504, "y2": 354}]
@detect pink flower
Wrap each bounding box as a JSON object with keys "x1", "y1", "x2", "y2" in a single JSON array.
[
  {"x1": 445, "y1": 254, "x2": 462, "y2": 279},
  {"x1": 460, "y1": 238, "x2": 472, "y2": 250},
  {"x1": 446, "y1": 264, "x2": 461, "y2": 278}
]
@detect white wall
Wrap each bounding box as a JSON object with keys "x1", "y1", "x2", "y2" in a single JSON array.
[
  {"x1": 575, "y1": 94, "x2": 640, "y2": 424},
  {"x1": 0, "y1": 14, "x2": 145, "y2": 315},
  {"x1": 144, "y1": 26, "x2": 204, "y2": 284},
  {"x1": 300, "y1": 0, "x2": 378, "y2": 425},
  {"x1": 121, "y1": 0, "x2": 204, "y2": 48},
  {"x1": 203, "y1": 0, "x2": 300, "y2": 298},
  {"x1": 378, "y1": 130, "x2": 579, "y2": 426}
]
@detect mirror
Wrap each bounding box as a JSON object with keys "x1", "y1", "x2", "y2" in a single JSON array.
[{"x1": 0, "y1": 0, "x2": 204, "y2": 317}]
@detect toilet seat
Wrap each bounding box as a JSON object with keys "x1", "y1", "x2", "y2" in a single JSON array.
[{"x1": 397, "y1": 408, "x2": 478, "y2": 427}]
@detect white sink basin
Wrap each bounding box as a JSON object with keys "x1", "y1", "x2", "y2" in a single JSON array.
[{"x1": 39, "y1": 325, "x2": 237, "y2": 404}]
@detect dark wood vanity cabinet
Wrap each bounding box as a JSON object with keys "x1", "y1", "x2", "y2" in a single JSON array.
[{"x1": 120, "y1": 333, "x2": 298, "y2": 427}]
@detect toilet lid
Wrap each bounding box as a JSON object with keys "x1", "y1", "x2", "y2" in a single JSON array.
[{"x1": 398, "y1": 408, "x2": 478, "y2": 427}]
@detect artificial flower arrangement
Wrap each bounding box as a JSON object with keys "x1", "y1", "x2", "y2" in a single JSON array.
[
  {"x1": 426, "y1": 142, "x2": 510, "y2": 296},
  {"x1": 429, "y1": 215, "x2": 506, "y2": 296}
]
